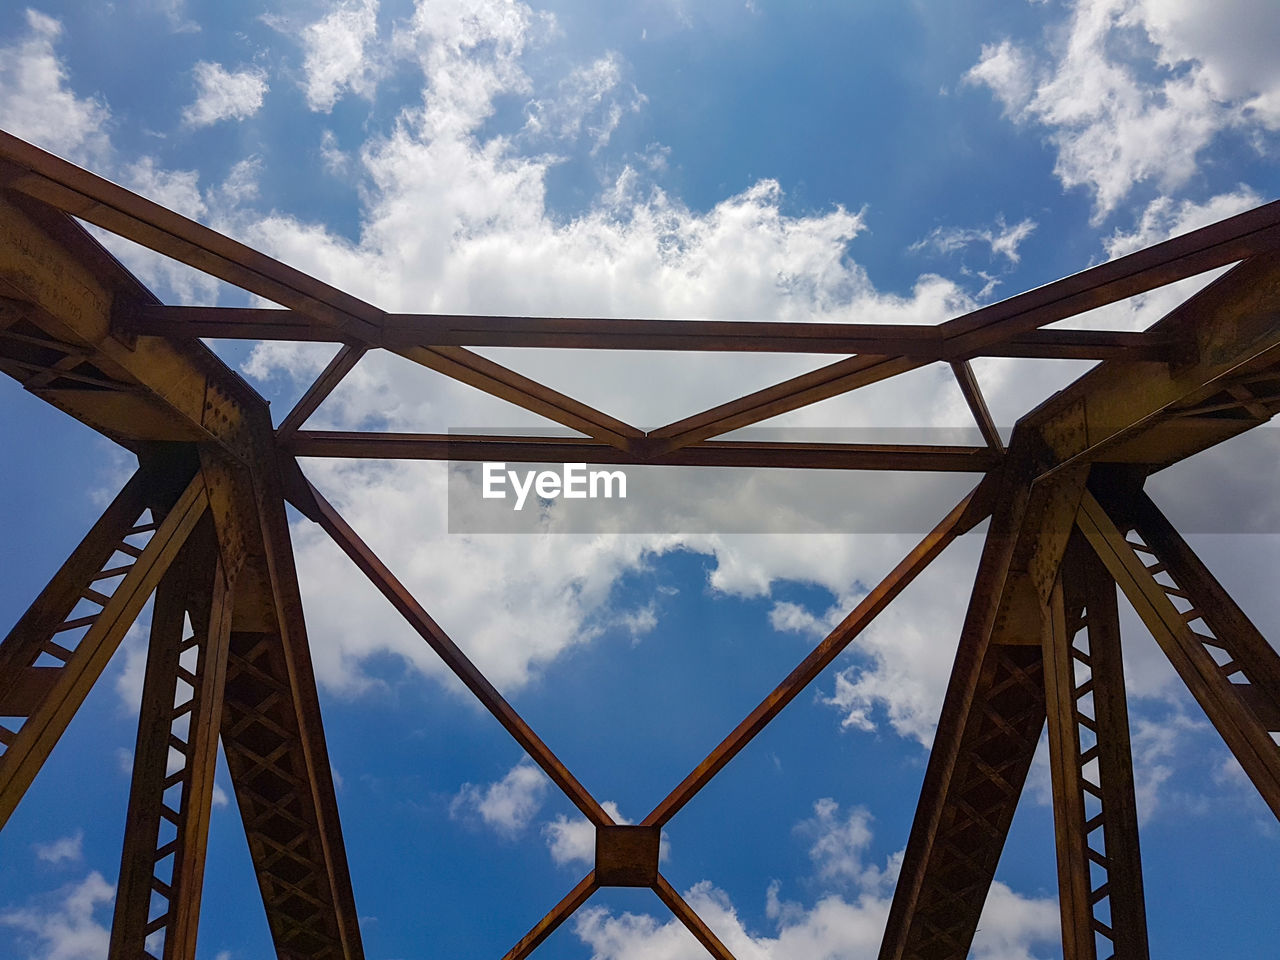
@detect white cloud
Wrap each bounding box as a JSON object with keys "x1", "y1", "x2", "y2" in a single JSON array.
[
  {"x1": 615, "y1": 602, "x2": 658, "y2": 639},
  {"x1": 1103, "y1": 185, "x2": 1264, "y2": 258},
  {"x1": 112, "y1": 618, "x2": 153, "y2": 715},
  {"x1": 817, "y1": 542, "x2": 982, "y2": 746},
  {"x1": 525, "y1": 52, "x2": 647, "y2": 151},
  {"x1": 0, "y1": 872, "x2": 114, "y2": 960},
  {"x1": 126, "y1": 155, "x2": 208, "y2": 219},
  {"x1": 574, "y1": 876, "x2": 1058, "y2": 960},
  {"x1": 1129, "y1": 708, "x2": 1207, "y2": 819},
  {"x1": 569, "y1": 796, "x2": 1056, "y2": 960},
  {"x1": 136, "y1": 0, "x2": 201, "y2": 34},
  {"x1": 8, "y1": 0, "x2": 1240, "y2": 768},
  {"x1": 769, "y1": 600, "x2": 842, "y2": 639},
  {"x1": 542, "y1": 801, "x2": 670, "y2": 867},
  {"x1": 231, "y1": 0, "x2": 984, "y2": 695},
  {"x1": 319, "y1": 128, "x2": 353, "y2": 175},
  {"x1": 0, "y1": 10, "x2": 111, "y2": 164},
  {"x1": 969, "y1": 882, "x2": 1061, "y2": 960},
  {"x1": 966, "y1": 0, "x2": 1280, "y2": 220},
  {"x1": 794, "y1": 799, "x2": 888, "y2": 890},
  {"x1": 33, "y1": 833, "x2": 84, "y2": 866},
  {"x1": 300, "y1": 0, "x2": 381, "y2": 111},
  {"x1": 182, "y1": 61, "x2": 268, "y2": 128},
  {"x1": 965, "y1": 39, "x2": 1036, "y2": 117},
  {"x1": 1137, "y1": 0, "x2": 1280, "y2": 128},
  {"x1": 911, "y1": 216, "x2": 1038, "y2": 265},
  {"x1": 543, "y1": 799, "x2": 628, "y2": 866},
  {"x1": 451, "y1": 758, "x2": 550, "y2": 834},
  {"x1": 575, "y1": 862, "x2": 1054, "y2": 960}
]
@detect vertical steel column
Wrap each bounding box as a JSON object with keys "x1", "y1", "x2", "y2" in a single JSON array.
[
  {"x1": 109, "y1": 515, "x2": 236, "y2": 960},
  {"x1": 1043, "y1": 538, "x2": 1149, "y2": 960}
]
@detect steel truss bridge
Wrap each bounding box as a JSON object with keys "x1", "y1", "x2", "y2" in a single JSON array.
[{"x1": 2, "y1": 129, "x2": 1279, "y2": 960}]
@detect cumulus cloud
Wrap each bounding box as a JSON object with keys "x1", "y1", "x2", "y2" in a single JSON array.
[
  {"x1": 451, "y1": 758, "x2": 550, "y2": 834},
  {"x1": 966, "y1": 0, "x2": 1280, "y2": 219},
  {"x1": 574, "y1": 876, "x2": 1058, "y2": 960},
  {"x1": 1137, "y1": 0, "x2": 1280, "y2": 129},
  {"x1": 300, "y1": 0, "x2": 381, "y2": 111},
  {"x1": 222, "y1": 0, "x2": 1003, "y2": 700},
  {"x1": 182, "y1": 61, "x2": 268, "y2": 128},
  {"x1": 0, "y1": 872, "x2": 114, "y2": 960},
  {"x1": 0, "y1": 10, "x2": 111, "y2": 164}
]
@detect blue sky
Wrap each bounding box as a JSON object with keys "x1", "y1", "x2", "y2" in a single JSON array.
[{"x1": 2, "y1": 1, "x2": 1280, "y2": 958}]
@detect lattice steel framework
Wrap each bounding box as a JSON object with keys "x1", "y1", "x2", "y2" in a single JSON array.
[{"x1": 1, "y1": 128, "x2": 1279, "y2": 959}]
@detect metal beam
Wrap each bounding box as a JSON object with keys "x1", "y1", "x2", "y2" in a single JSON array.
[
  {"x1": 294, "y1": 477, "x2": 613, "y2": 827},
  {"x1": 500, "y1": 872, "x2": 598, "y2": 960},
  {"x1": 0, "y1": 194, "x2": 262, "y2": 459},
  {"x1": 1077, "y1": 489, "x2": 1280, "y2": 818},
  {"x1": 880, "y1": 455, "x2": 1090, "y2": 960},
  {"x1": 950, "y1": 360, "x2": 1004, "y2": 454},
  {"x1": 0, "y1": 188, "x2": 364, "y2": 960},
  {"x1": 285, "y1": 430, "x2": 999, "y2": 472},
  {"x1": 110, "y1": 515, "x2": 236, "y2": 960},
  {"x1": 230, "y1": 449, "x2": 366, "y2": 960},
  {"x1": 276, "y1": 344, "x2": 367, "y2": 441},
  {"x1": 124, "y1": 305, "x2": 1174, "y2": 361},
  {"x1": 1027, "y1": 253, "x2": 1280, "y2": 475},
  {"x1": 0, "y1": 133, "x2": 643, "y2": 450},
  {"x1": 653, "y1": 874, "x2": 737, "y2": 960},
  {"x1": 648, "y1": 354, "x2": 921, "y2": 451},
  {"x1": 880, "y1": 476, "x2": 1029, "y2": 960},
  {"x1": 0, "y1": 466, "x2": 208, "y2": 828},
  {"x1": 643, "y1": 481, "x2": 991, "y2": 829},
  {"x1": 1043, "y1": 537, "x2": 1149, "y2": 960},
  {"x1": 648, "y1": 212, "x2": 1280, "y2": 452}
]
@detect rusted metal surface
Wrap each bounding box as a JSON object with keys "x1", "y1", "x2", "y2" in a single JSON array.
[
  {"x1": 300, "y1": 478, "x2": 614, "y2": 827},
  {"x1": 123, "y1": 304, "x2": 1175, "y2": 360},
  {"x1": 501, "y1": 871, "x2": 598, "y2": 960},
  {"x1": 1078, "y1": 489, "x2": 1280, "y2": 819},
  {"x1": 653, "y1": 873, "x2": 738, "y2": 960},
  {"x1": 595, "y1": 826, "x2": 661, "y2": 887},
  {"x1": 645, "y1": 483, "x2": 991, "y2": 829},
  {"x1": 879, "y1": 473, "x2": 1040, "y2": 960},
  {"x1": 286, "y1": 430, "x2": 1001, "y2": 471},
  {"x1": 1, "y1": 128, "x2": 1279, "y2": 960},
  {"x1": 0, "y1": 149, "x2": 363, "y2": 960},
  {"x1": 0, "y1": 465, "x2": 208, "y2": 828},
  {"x1": 110, "y1": 515, "x2": 236, "y2": 960},
  {"x1": 1043, "y1": 538, "x2": 1149, "y2": 960}
]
